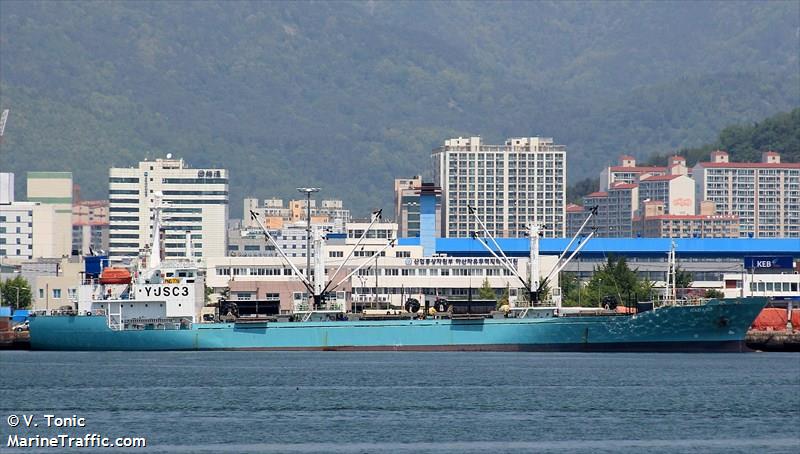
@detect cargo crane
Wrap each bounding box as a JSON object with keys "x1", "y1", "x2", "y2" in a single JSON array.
[
  {"x1": 250, "y1": 208, "x2": 395, "y2": 314},
  {"x1": 468, "y1": 205, "x2": 598, "y2": 311}
]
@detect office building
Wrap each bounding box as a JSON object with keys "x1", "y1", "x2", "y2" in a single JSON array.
[
  {"x1": 693, "y1": 151, "x2": 800, "y2": 238},
  {"x1": 108, "y1": 156, "x2": 228, "y2": 261},
  {"x1": 394, "y1": 177, "x2": 441, "y2": 240},
  {"x1": 27, "y1": 171, "x2": 73, "y2": 257},
  {"x1": 432, "y1": 136, "x2": 566, "y2": 238}
]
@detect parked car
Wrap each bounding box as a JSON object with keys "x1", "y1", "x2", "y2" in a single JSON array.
[{"x1": 13, "y1": 320, "x2": 29, "y2": 332}]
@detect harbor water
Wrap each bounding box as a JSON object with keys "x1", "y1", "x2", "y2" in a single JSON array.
[{"x1": 1, "y1": 351, "x2": 798, "y2": 453}]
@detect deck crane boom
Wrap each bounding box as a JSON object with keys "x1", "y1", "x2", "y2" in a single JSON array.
[
  {"x1": 468, "y1": 204, "x2": 599, "y2": 308},
  {"x1": 0, "y1": 109, "x2": 9, "y2": 143},
  {"x1": 249, "y1": 209, "x2": 394, "y2": 311}
]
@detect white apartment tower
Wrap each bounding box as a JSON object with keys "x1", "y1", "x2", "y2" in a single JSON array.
[
  {"x1": 108, "y1": 157, "x2": 229, "y2": 261},
  {"x1": 432, "y1": 136, "x2": 566, "y2": 238},
  {"x1": 693, "y1": 151, "x2": 800, "y2": 238}
]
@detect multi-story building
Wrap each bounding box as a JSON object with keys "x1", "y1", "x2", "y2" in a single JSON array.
[
  {"x1": 582, "y1": 182, "x2": 638, "y2": 237},
  {"x1": 243, "y1": 198, "x2": 351, "y2": 230},
  {"x1": 0, "y1": 172, "x2": 73, "y2": 261},
  {"x1": 108, "y1": 156, "x2": 229, "y2": 261},
  {"x1": 27, "y1": 171, "x2": 73, "y2": 257},
  {"x1": 0, "y1": 202, "x2": 37, "y2": 260},
  {"x1": 633, "y1": 200, "x2": 739, "y2": 238},
  {"x1": 432, "y1": 136, "x2": 566, "y2": 238},
  {"x1": 0, "y1": 173, "x2": 13, "y2": 204},
  {"x1": 599, "y1": 155, "x2": 667, "y2": 191},
  {"x1": 565, "y1": 203, "x2": 586, "y2": 237},
  {"x1": 228, "y1": 222, "x2": 337, "y2": 258},
  {"x1": 638, "y1": 174, "x2": 695, "y2": 215},
  {"x1": 394, "y1": 177, "x2": 441, "y2": 239},
  {"x1": 693, "y1": 151, "x2": 800, "y2": 238},
  {"x1": 72, "y1": 199, "x2": 109, "y2": 255}
]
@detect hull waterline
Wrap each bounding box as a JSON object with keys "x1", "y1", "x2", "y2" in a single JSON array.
[{"x1": 29, "y1": 298, "x2": 766, "y2": 353}]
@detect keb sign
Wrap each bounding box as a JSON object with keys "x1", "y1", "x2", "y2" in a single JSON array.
[{"x1": 743, "y1": 256, "x2": 794, "y2": 270}]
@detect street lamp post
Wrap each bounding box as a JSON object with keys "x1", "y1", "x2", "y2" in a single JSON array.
[{"x1": 297, "y1": 187, "x2": 320, "y2": 309}]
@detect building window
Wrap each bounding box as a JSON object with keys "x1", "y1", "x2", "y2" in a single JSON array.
[
  {"x1": 53, "y1": 288, "x2": 62, "y2": 298},
  {"x1": 38, "y1": 289, "x2": 44, "y2": 299}
]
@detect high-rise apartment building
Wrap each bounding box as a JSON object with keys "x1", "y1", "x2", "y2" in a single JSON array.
[
  {"x1": 638, "y1": 174, "x2": 695, "y2": 216},
  {"x1": 633, "y1": 200, "x2": 740, "y2": 238},
  {"x1": 108, "y1": 156, "x2": 228, "y2": 261},
  {"x1": 599, "y1": 156, "x2": 667, "y2": 191},
  {"x1": 432, "y1": 136, "x2": 566, "y2": 238},
  {"x1": 693, "y1": 151, "x2": 800, "y2": 238},
  {"x1": 582, "y1": 182, "x2": 638, "y2": 238}
]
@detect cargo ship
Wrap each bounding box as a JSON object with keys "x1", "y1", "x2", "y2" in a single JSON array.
[
  {"x1": 28, "y1": 203, "x2": 767, "y2": 352},
  {"x1": 29, "y1": 297, "x2": 765, "y2": 352}
]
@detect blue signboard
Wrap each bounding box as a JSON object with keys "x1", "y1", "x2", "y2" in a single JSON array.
[{"x1": 743, "y1": 256, "x2": 794, "y2": 270}]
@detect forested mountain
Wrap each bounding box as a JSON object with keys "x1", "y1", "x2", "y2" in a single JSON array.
[
  {"x1": 645, "y1": 108, "x2": 800, "y2": 167},
  {"x1": 568, "y1": 108, "x2": 800, "y2": 203},
  {"x1": 1, "y1": 1, "x2": 797, "y2": 216}
]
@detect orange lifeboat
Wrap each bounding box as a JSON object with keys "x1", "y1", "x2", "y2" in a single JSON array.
[{"x1": 99, "y1": 267, "x2": 132, "y2": 285}]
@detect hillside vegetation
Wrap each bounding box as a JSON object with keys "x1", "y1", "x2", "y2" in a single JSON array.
[
  {"x1": 569, "y1": 108, "x2": 800, "y2": 202},
  {"x1": 645, "y1": 108, "x2": 800, "y2": 167},
  {"x1": 0, "y1": 1, "x2": 797, "y2": 216}
]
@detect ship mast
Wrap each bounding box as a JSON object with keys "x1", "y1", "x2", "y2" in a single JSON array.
[
  {"x1": 468, "y1": 204, "x2": 598, "y2": 308},
  {"x1": 250, "y1": 208, "x2": 394, "y2": 312},
  {"x1": 666, "y1": 240, "x2": 677, "y2": 304}
]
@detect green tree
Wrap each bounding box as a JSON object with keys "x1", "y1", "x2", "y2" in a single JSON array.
[
  {"x1": 497, "y1": 284, "x2": 510, "y2": 308},
  {"x1": 674, "y1": 266, "x2": 693, "y2": 290},
  {"x1": 1, "y1": 276, "x2": 32, "y2": 309},
  {"x1": 579, "y1": 256, "x2": 653, "y2": 307},
  {"x1": 559, "y1": 272, "x2": 582, "y2": 307},
  {"x1": 704, "y1": 289, "x2": 724, "y2": 299},
  {"x1": 478, "y1": 278, "x2": 495, "y2": 300}
]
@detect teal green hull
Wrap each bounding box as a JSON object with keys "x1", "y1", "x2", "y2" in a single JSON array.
[{"x1": 29, "y1": 298, "x2": 766, "y2": 352}]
